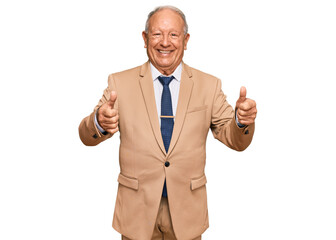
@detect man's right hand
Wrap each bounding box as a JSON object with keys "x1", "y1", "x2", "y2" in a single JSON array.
[{"x1": 97, "y1": 91, "x2": 119, "y2": 134}]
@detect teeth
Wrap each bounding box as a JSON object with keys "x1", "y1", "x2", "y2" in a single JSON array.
[{"x1": 159, "y1": 50, "x2": 171, "y2": 53}]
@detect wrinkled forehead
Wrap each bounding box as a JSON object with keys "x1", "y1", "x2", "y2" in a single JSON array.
[{"x1": 148, "y1": 9, "x2": 185, "y2": 33}]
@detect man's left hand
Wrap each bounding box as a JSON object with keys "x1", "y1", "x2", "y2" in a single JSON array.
[{"x1": 235, "y1": 86, "x2": 257, "y2": 125}]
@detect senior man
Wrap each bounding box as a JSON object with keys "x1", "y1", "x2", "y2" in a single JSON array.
[{"x1": 79, "y1": 5, "x2": 257, "y2": 240}]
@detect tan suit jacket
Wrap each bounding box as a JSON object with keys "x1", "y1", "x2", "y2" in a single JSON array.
[{"x1": 79, "y1": 62, "x2": 254, "y2": 240}]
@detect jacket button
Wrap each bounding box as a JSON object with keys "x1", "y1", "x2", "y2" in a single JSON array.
[{"x1": 165, "y1": 161, "x2": 170, "y2": 167}]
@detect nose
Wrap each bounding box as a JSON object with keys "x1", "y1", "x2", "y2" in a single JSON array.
[{"x1": 160, "y1": 34, "x2": 170, "y2": 47}]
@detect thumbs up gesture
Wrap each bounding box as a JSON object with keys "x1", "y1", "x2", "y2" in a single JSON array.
[
  {"x1": 97, "y1": 91, "x2": 119, "y2": 134},
  {"x1": 235, "y1": 86, "x2": 257, "y2": 126}
]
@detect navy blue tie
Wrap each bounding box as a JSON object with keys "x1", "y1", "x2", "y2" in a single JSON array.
[{"x1": 158, "y1": 76, "x2": 174, "y2": 197}]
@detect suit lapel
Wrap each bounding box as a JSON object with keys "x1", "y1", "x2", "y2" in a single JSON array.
[
  {"x1": 139, "y1": 62, "x2": 167, "y2": 156},
  {"x1": 139, "y1": 62, "x2": 194, "y2": 157},
  {"x1": 167, "y1": 63, "x2": 193, "y2": 157}
]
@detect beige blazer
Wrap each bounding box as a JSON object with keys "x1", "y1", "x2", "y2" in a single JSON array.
[{"x1": 79, "y1": 62, "x2": 254, "y2": 240}]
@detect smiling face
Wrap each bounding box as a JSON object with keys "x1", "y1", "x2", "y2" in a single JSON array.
[{"x1": 142, "y1": 9, "x2": 190, "y2": 75}]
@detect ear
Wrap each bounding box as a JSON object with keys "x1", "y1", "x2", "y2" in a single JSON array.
[
  {"x1": 142, "y1": 31, "x2": 148, "y2": 48},
  {"x1": 184, "y1": 33, "x2": 190, "y2": 50}
]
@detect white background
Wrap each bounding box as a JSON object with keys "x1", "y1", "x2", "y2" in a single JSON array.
[{"x1": 1, "y1": 0, "x2": 335, "y2": 239}]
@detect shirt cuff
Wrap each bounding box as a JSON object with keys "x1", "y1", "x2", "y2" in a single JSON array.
[{"x1": 94, "y1": 109, "x2": 108, "y2": 134}]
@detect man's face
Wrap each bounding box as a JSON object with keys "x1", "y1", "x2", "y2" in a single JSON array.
[{"x1": 142, "y1": 9, "x2": 190, "y2": 75}]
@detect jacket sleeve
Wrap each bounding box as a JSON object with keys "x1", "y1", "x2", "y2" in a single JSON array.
[
  {"x1": 210, "y1": 78, "x2": 254, "y2": 151},
  {"x1": 78, "y1": 74, "x2": 119, "y2": 146}
]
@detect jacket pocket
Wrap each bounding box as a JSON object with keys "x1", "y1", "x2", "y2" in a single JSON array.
[
  {"x1": 187, "y1": 105, "x2": 207, "y2": 114},
  {"x1": 190, "y1": 174, "x2": 207, "y2": 190},
  {"x1": 117, "y1": 173, "x2": 139, "y2": 190}
]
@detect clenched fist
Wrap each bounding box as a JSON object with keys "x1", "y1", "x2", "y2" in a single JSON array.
[
  {"x1": 97, "y1": 91, "x2": 119, "y2": 134},
  {"x1": 236, "y1": 86, "x2": 257, "y2": 126}
]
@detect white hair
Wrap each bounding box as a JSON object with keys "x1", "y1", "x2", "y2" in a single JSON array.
[{"x1": 145, "y1": 5, "x2": 188, "y2": 35}]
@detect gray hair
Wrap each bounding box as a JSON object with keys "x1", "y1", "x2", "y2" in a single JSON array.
[{"x1": 145, "y1": 5, "x2": 188, "y2": 35}]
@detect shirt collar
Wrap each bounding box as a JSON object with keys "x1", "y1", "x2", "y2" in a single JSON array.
[{"x1": 150, "y1": 62, "x2": 182, "y2": 82}]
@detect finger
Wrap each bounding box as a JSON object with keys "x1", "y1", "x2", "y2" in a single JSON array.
[
  {"x1": 107, "y1": 126, "x2": 119, "y2": 135},
  {"x1": 101, "y1": 121, "x2": 118, "y2": 130},
  {"x1": 108, "y1": 91, "x2": 117, "y2": 108},
  {"x1": 100, "y1": 116, "x2": 119, "y2": 125},
  {"x1": 102, "y1": 108, "x2": 118, "y2": 118},
  {"x1": 237, "y1": 111, "x2": 256, "y2": 123},
  {"x1": 238, "y1": 115, "x2": 257, "y2": 123},
  {"x1": 239, "y1": 86, "x2": 247, "y2": 101},
  {"x1": 237, "y1": 106, "x2": 257, "y2": 116},
  {"x1": 238, "y1": 119, "x2": 254, "y2": 125},
  {"x1": 104, "y1": 123, "x2": 118, "y2": 129},
  {"x1": 111, "y1": 115, "x2": 119, "y2": 123},
  {"x1": 237, "y1": 109, "x2": 255, "y2": 119},
  {"x1": 238, "y1": 99, "x2": 256, "y2": 111},
  {"x1": 237, "y1": 112, "x2": 247, "y2": 122}
]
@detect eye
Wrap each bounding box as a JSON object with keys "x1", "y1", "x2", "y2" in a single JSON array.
[
  {"x1": 170, "y1": 33, "x2": 179, "y2": 38},
  {"x1": 152, "y1": 33, "x2": 161, "y2": 37}
]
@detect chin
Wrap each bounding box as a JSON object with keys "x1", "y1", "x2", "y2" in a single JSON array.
[{"x1": 157, "y1": 60, "x2": 174, "y2": 68}]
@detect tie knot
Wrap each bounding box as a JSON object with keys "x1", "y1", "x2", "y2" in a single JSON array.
[{"x1": 158, "y1": 76, "x2": 174, "y2": 86}]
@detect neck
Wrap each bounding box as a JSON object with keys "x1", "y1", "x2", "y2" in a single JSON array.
[{"x1": 151, "y1": 62, "x2": 182, "y2": 76}]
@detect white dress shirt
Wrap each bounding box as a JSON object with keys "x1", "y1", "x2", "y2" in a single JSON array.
[{"x1": 150, "y1": 62, "x2": 182, "y2": 125}]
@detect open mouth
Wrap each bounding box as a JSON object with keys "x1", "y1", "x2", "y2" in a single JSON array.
[{"x1": 157, "y1": 50, "x2": 173, "y2": 54}]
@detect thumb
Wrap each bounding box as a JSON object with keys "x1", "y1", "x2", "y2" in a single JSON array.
[
  {"x1": 239, "y1": 86, "x2": 247, "y2": 101},
  {"x1": 108, "y1": 91, "x2": 117, "y2": 108}
]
